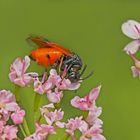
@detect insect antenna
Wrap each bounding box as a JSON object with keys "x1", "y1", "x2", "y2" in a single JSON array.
[
  {"x1": 79, "y1": 64, "x2": 87, "y2": 77},
  {"x1": 80, "y1": 71, "x2": 94, "y2": 80},
  {"x1": 26, "y1": 35, "x2": 38, "y2": 48}
]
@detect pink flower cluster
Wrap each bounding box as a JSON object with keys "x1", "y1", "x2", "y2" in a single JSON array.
[
  {"x1": 9, "y1": 56, "x2": 81, "y2": 103},
  {"x1": 25, "y1": 86, "x2": 106, "y2": 140},
  {"x1": 0, "y1": 90, "x2": 25, "y2": 139},
  {"x1": 24, "y1": 123, "x2": 55, "y2": 140},
  {"x1": 122, "y1": 20, "x2": 140, "y2": 78},
  {"x1": 25, "y1": 103, "x2": 64, "y2": 139},
  {"x1": 68, "y1": 86, "x2": 106, "y2": 140},
  {"x1": 7, "y1": 55, "x2": 106, "y2": 139},
  {"x1": 34, "y1": 69, "x2": 81, "y2": 103}
]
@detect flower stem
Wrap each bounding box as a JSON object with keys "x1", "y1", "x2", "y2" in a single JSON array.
[
  {"x1": 14, "y1": 85, "x2": 31, "y2": 136},
  {"x1": 59, "y1": 133, "x2": 70, "y2": 140},
  {"x1": 16, "y1": 137, "x2": 21, "y2": 140},
  {"x1": 38, "y1": 114, "x2": 43, "y2": 123},
  {"x1": 19, "y1": 124, "x2": 27, "y2": 137},
  {"x1": 54, "y1": 103, "x2": 61, "y2": 109},
  {"x1": 82, "y1": 110, "x2": 89, "y2": 119},
  {"x1": 22, "y1": 118, "x2": 31, "y2": 136},
  {"x1": 14, "y1": 85, "x2": 21, "y2": 102},
  {"x1": 34, "y1": 93, "x2": 42, "y2": 113}
]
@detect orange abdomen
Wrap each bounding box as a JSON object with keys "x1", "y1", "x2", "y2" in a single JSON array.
[{"x1": 30, "y1": 48, "x2": 63, "y2": 67}]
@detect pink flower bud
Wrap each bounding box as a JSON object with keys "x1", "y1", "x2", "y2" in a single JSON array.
[{"x1": 11, "y1": 110, "x2": 25, "y2": 124}]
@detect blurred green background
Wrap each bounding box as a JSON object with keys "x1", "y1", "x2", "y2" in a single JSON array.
[{"x1": 0, "y1": 0, "x2": 140, "y2": 139}]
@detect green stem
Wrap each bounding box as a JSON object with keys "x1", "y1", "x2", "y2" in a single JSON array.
[
  {"x1": 14, "y1": 84, "x2": 31, "y2": 137},
  {"x1": 19, "y1": 124, "x2": 27, "y2": 137},
  {"x1": 82, "y1": 110, "x2": 89, "y2": 119},
  {"x1": 14, "y1": 85, "x2": 21, "y2": 102},
  {"x1": 16, "y1": 137, "x2": 21, "y2": 140},
  {"x1": 59, "y1": 133, "x2": 70, "y2": 140},
  {"x1": 34, "y1": 93, "x2": 42, "y2": 113},
  {"x1": 54, "y1": 103, "x2": 61, "y2": 109},
  {"x1": 38, "y1": 114, "x2": 43, "y2": 123},
  {"x1": 22, "y1": 118, "x2": 31, "y2": 136}
]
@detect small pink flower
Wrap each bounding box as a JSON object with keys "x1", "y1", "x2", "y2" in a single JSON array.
[
  {"x1": 80, "y1": 126, "x2": 106, "y2": 140},
  {"x1": 34, "y1": 72, "x2": 53, "y2": 94},
  {"x1": 0, "y1": 110, "x2": 10, "y2": 122},
  {"x1": 5, "y1": 102, "x2": 20, "y2": 112},
  {"x1": 78, "y1": 106, "x2": 105, "y2": 140},
  {"x1": 122, "y1": 20, "x2": 140, "y2": 54},
  {"x1": 9, "y1": 56, "x2": 38, "y2": 87},
  {"x1": 40, "y1": 104, "x2": 64, "y2": 128},
  {"x1": 2, "y1": 125, "x2": 18, "y2": 140},
  {"x1": 47, "y1": 69, "x2": 62, "y2": 86},
  {"x1": 0, "y1": 90, "x2": 16, "y2": 121},
  {"x1": 48, "y1": 69, "x2": 81, "y2": 90},
  {"x1": 11, "y1": 109, "x2": 25, "y2": 124},
  {"x1": 44, "y1": 109, "x2": 64, "y2": 126},
  {"x1": 34, "y1": 78, "x2": 45, "y2": 94},
  {"x1": 65, "y1": 116, "x2": 87, "y2": 137},
  {"x1": 40, "y1": 103, "x2": 54, "y2": 116},
  {"x1": 46, "y1": 88, "x2": 63, "y2": 103},
  {"x1": 58, "y1": 78, "x2": 81, "y2": 90},
  {"x1": 35, "y1": 123, "x2": 55, "y2": 138},
  {"x1": 0, "y1": 90, "x2": 15, "y2": 103},
  {"x1": 24, "y1": 123, "x2": 55, "y2": 140},
  {"x1": 86, "y1": 106, "x2": 102, "y2": 126},
  {"x1": 71, "y1": 85, "x2": 101, "y2": 110}
]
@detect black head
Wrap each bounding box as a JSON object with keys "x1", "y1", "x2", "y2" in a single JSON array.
[
  {"x1": 60, "y1": 54, "x2": 82, "y2": 82},
  {"x1": 60, "y1": 54, "x2": 93, "y2": 82},
  {"x1": 59, "y1": 54, "x2": 93, "y2": 82}
]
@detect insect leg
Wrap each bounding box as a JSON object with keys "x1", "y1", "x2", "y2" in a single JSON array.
[
  {"x1": 41, "y1": 72, "x2": 48, "y2": 84},
  {"x1": 58, "y1": 55, "x2": 64, "y2": 74}
]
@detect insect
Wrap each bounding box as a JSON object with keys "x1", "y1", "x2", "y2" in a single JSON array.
[{"x1": 27, "y1": 35, "x2": 93, "y2": 82}]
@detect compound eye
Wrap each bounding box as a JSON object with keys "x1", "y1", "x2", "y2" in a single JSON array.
[
  {"x1": 71, "y1": 65, "x2": 81, "y2": 71},
  {"x1": 71, "y1": 67, "x2": 78, "y2": 72}
]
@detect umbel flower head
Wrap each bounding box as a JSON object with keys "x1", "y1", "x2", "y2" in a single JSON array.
[
  {"x1": 7, "y1": 55, "x2": 106, "y2": 140},
  {"x1": 0, "y1": 90, "x2": 25, "y2": 124},
  {"x1": 34, "y1": 69, "x2": 81, "y2": 103},
  {"x1": 68, "y1": 85, "x2": 106, "y2": 140},
  {"x1": 0, "y1": 90, "x2": 25, "y2": 139},
  {"x1": 25, "y1": 86, "x2": 106, "y2": 140}
]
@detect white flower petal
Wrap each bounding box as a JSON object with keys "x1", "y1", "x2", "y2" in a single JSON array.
[
  {"x1": 24, "y1": 56, "x2": 31, "y2": 72},
  {"x1": 124, "y1": 40, "x2": 140, "y2": 54},
  {"x1": 122, "y1": 20, "x2": 140, "y2": 39}
]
